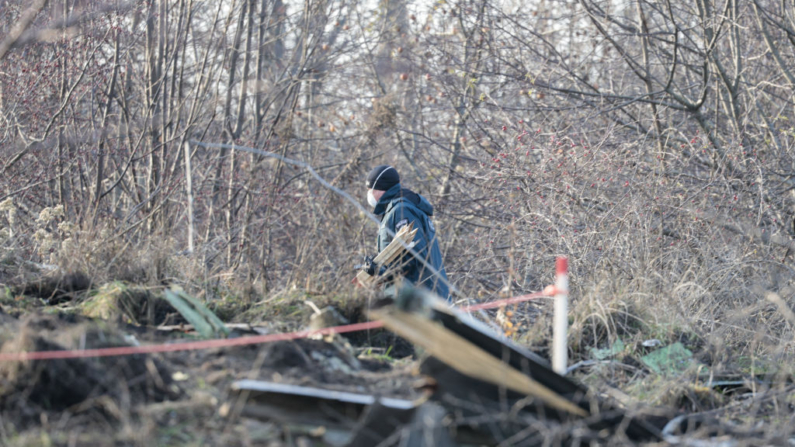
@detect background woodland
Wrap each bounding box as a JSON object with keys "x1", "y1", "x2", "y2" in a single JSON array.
[{"x1": 3, "y1": 0, "x2": 795, "y2": 364}]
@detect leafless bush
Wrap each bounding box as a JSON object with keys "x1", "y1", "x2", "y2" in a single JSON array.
[{"x1": 2, "y1": 0, "x2": 795, "y2": 439}]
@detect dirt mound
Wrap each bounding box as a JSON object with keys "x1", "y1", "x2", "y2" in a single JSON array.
[
  {"x1": 11, "y1": 271, "x2": 92, "y2": 304},
  {"x1": 81, "y1": 282, "x2": 185, "y2": 326},
  {"x1": 317, "y1": 301, "x2": 416, "y2": 359},
  {"x1": 0, "y1": 314, "x2": 178, "y2": 427},
  {"x1": 343, "y1": 327, "x2": 415, "y2": 358}
]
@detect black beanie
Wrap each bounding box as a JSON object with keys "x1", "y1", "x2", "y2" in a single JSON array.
[{"x1": 366, "y1": 165, "x2": 400, "y2": 191}]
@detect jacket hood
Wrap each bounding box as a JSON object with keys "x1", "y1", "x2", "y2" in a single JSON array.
[{"x1": 373, "y1": 184, "x2": 434, "y2": 217}]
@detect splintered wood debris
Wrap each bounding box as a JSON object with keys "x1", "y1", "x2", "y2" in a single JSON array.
[
  {"x1": 227, "y1": 286, "x2": 753, "y2": 446},
  {"x1": 371, "y1": 297, "x2": 587, "y2": 417},
  {"x1": 354, "y1": 222, "x2": 417, "y2": 288}
]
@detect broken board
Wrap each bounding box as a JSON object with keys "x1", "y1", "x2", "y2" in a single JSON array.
[
  {"x1": 229, "y1": 380, "x2": 419, "y2": 446},
  {"x1": 355, "y1": 222, "x2": 417, "y2": 288},
  {"x1": 368, "y1": 285, "x2": 664, "y2": 443},
  {"x1": 369, "y1": 289, "x2": 588, "y2": 417}
]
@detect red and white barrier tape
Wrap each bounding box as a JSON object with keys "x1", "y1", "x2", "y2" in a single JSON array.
[{"x1": 0, "y1": 289, "x2": 553, "y2": 363}]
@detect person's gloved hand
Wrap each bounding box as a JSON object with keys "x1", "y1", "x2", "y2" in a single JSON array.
[{"x1": 362, "y1": 255, "x2": 379, "y2": 276}]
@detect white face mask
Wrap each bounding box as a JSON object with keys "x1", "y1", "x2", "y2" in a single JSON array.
[
  {"x1": 366, "y1": 166, "x2": 394, "y2": 208},
  {"x1": 367, "y1": 189, "x2": 378, "y2": 207}
]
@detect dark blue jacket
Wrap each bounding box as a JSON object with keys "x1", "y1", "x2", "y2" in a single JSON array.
[{"x1": 373, "y1": 184, "x2": 450, "y2": 300}]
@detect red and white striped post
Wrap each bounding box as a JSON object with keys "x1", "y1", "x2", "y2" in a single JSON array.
[{"x1": 552, "y1": 257, "x2": 569, "y2": 375}]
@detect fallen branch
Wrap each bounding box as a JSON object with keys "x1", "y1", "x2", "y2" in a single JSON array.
[{"x1": 0, "y1": 0, "x2": 48, "y2": 60}]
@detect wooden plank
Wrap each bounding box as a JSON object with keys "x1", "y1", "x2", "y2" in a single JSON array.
[
  {"x1": 356, "y1": 223, "x2": 417, "y2": 287},
  {"x1": 370, "y1": 286, "x2": 664, "y2": 442},
  {"x1": 424, "y1": 294, "x2": 591, "y2": 402},
  {"x1": 372, "y1": 224, "x2": 416, "y2": 266},
  {"x1": 369, "y1": 304, "x2": 588, "y2": 417},
  {"x1": 229, "y1": 380, "x2": 419, "y2": 446},
  {"x1": 231, "y1": 380, "x2": 416, "y2": 410}
]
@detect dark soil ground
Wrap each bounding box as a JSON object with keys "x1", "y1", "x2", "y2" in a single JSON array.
[
  {"x1": 2, "y1": 271, "x2": 795, "y2": 446},
  {"x1": 0, "y1": 277, "x2": 420, "y2": 447}
]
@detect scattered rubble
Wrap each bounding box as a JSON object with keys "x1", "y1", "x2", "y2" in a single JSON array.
[
  {"x1": 0, "y1": 314, "x2": 178, "y2": 427},
  {"x1": 228, "y1": 286, "x2": 766, "y2": 446},
  {"x1": 228, "y1": 381, "x2": 418, "y2": 447},
  {"x1": 0, "y1": 279, "x2": 783, "y2": 445}
]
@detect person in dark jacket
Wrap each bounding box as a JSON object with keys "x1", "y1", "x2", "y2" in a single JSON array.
[{"x1": 363, "y1": 165, "x2": 450, "y2": 300}]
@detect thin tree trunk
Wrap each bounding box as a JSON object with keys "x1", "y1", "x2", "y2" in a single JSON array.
[
  {"x1": 92, "y1": 31, "x2": 120, "y2": 226},
  {"x1": 145, "y1": 0, "x2": 162, "y2": 233},
  {"x1": 184, "y1": 141, "x2": 195, "y2": 254},
  {"x1": 226, "y1": 0, "x2": 254, "y2": 265}
]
